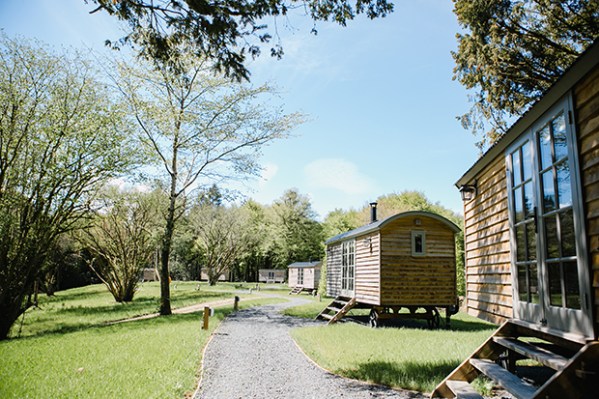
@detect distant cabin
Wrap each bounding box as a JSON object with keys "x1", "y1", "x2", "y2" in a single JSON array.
[
  {"x1": 433, "y1": 40, "x2": 599, "y2": 398},
  {"x1": 258, "y1": 269, "x2": 286, "y2": 283},
  {"x1": 200, "y1": 270, "x2": 229, "y2": 282},
  {"x1": 318, "y1": 207, "x2": 460, "y2": 328},
  {"x1": 142, "y1": 268, "x2": 158, "y2": 282},
  {"x1": 288, "y1": 261, "x2": 321, "y2": 294}
]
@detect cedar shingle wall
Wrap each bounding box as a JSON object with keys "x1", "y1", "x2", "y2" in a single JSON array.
[
  {"x1": 464, "y1": 156, "x2": 513, "y2": 324},
  {"x1": 575, "y1": 65, "x2": 599, "y2": 338}
]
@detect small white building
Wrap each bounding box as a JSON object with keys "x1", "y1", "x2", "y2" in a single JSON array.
[{"x1": 287, "y1": 261, "x2": 321, "y2": 292}]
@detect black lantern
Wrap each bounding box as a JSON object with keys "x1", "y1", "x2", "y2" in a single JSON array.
[{"x1": 459, "y1": 182, "x2": 477, "y2": 201}]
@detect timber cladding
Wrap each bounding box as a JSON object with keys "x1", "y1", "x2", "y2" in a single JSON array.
[
  {"x1": 326, "y1": 243, "x2": 342, "y2": 297},
  {"x1": 575, "y1": 65, "x2": 599, "y2": 333},
  {"x1": 379, "y1": 216, "x2": 457, "y2": 306},
  {"x1": 463, "y1": 156, "x2": 514, "y2": 324}
]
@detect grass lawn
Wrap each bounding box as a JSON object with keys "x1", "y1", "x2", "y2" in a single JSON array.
[
  {"x1": 286, "y1": 299, "x2": 497, "y2": 393},
  {"x1": 0, "y1": 282, "x2": 283, "y2": 399}
]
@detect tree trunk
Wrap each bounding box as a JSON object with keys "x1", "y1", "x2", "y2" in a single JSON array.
[{"x1": 159, "y1": 190, "x2": 177, "y2": 315}]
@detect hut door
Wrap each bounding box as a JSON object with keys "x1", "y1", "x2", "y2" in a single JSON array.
[
  {"x1": 341, "y1": 240, "x2": 355, "y2": 297},
  {"x1": 507, "y1": 100, "x2": 593, "y2": 339}
]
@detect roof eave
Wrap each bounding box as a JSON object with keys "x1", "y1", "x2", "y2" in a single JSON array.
[{"x1": 455, "y1": 39, "x2": 599, "y2": 188}]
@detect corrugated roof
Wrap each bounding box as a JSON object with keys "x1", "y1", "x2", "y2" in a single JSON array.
[
  {"x1": 456, "y1": 39, "x2": 599, "y2": 188},
  {"x1": 287, "y1": 261, "x2": 321, "y2": 269},
  {"x1": 325, "y1": 210, "x2": 461, "y2": 245}
]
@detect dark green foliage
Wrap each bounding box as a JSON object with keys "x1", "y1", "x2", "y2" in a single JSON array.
[
  {"x1": 452, "y1": 0, "x2": 599, "y2": 149},
  {"x1": 88, "y1": 0, "x2": 393, "y2": 80}
]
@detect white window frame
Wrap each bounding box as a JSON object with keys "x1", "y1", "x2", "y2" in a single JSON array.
[{"x1": 411, "y1": 231, "x2": 426, "y2": 256}]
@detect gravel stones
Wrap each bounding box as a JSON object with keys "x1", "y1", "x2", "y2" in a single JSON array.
[{"x1": 194, "y1": 298, "x2": 427, "y2": 399}]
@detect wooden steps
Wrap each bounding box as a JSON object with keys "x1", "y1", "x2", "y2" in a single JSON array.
[
  {"x1": 289, "y1": 286, "x2": 303, "y2": 295},
  {"x1": 444, "y1": 380, "x2": 482, "y2": 399},
  {"x1": 431, "y1": 320, "x2": 598, "y2": 399},
  {"x1": 315, "y1": 296, "x2": 356, "y2": 324}
]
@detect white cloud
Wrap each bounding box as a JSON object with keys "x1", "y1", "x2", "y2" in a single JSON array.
[{"x1": 304, "y1": 158, "x2": 375, "y2": 195}]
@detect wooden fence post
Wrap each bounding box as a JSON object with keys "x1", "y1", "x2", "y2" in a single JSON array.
[
  {"x1": 234, "y1": 296, "x2": 240, "y2": 311},
  {"x1": 202, "y1": 306, "x2": 210, "y2": 330}
]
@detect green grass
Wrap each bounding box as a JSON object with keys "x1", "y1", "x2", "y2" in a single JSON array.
[
  {"x1": 290, "y1": 312, "x2": 497, "y2": 393},
  {"x1": 0, "y1": 283, "x2": 282, "y2": 399}
]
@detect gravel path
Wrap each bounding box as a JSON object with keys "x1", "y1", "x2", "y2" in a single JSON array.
[{"x1": 194, "y1": 297, "x2": 427, "y2": 399}]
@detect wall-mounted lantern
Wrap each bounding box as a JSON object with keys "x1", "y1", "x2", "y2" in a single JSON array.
[{"x1": 459, "y1": 182, "x2": 477, "y2": 202}]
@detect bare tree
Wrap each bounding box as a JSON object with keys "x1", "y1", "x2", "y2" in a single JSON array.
[
  {"x1": 80, "y1": 188, "x2": 159, "y2": 302},
  {"x1": 114, "y1": 53, "x2": 304, "y2": 314}
]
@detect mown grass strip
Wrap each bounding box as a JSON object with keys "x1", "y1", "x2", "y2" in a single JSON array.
[
  {"x1": 286, "y1": 299, "x2": 496, "y2": 393},
  {"x1": 0, "y1": 283, "x2": 283, "y2": 399}
]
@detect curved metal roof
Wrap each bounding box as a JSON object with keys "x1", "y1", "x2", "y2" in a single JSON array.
[{"x1": 325, "y1": 210, "x2": 461, "y2": 245}]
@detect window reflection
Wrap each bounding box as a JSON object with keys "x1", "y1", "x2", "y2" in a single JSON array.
[
  {"x1": 556, "y1": 161, "x2": 572, "y2": 208},
  {"x1": 542, "y1": 170, "x2": 556, "y2": 212},
  {"x1": 560, "y1": 209, "x2": 576, "y2": 257},
  {"x1": 552, "y1": 114, "x2": 568, "y2": 162},
  {"x1": 512, "y1": 149, "x2": 522, "y2": 185},
  {"x1": 545, "y1": 215, "x2": 560, "y2": 259},
  {"x1": 548, "y1": 262, "x2": 562, "y2": 307},
  {"x1": 522, "y1": 143, "x2": 532, "y2": 181},
  {"x1": 539, "y1": 126, "x2": 552, "y2": 170},
  {"x1": 564, "y1": 261, "x2": 580, "y2": 309}
]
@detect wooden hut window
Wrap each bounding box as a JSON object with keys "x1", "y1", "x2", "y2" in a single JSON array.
[{"x1": 411, "y1": 231, "x2": 426, "y2": 256}]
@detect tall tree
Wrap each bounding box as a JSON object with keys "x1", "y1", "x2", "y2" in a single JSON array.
[
  {"x1": 190, "y1": 204, "x2": 251, "y2": 285},
  {"x1": 0, "y1": 35, "x2": 134, "y2": 339},
  {"x1": 87, "y1": 0, "x2": 394, "y2": 80},
  {"x1": 453, "y1": 0, "x2": 599, "y2": 150},
  {"x1": 268, "y1": 189, "x2": 324, "y2": 267},
  {"x1": 114, "y1": 53, "x2": 303, "y2": 315}
]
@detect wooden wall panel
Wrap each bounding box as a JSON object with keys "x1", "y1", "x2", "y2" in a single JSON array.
[
  {"x1": 575, "y1": 65, "x2": 599, "y2": 338},
  {"x1": 326, "y1": 244, "x2": 342, "y2": 297},
  {"x1": 355, "y1": 232, "x2": 380, "y2": 305},
  {"x1": 379, "y1": 215, "x2": 457, "y2": 306},
  {"x1": 463, "y1": 156, "x2": 513, "y2": 324}
]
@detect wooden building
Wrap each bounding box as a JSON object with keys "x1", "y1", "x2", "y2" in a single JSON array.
[
  {"x1": 288, "y1": 261, "x2": 321, "y2": 294},
  {"x1": 318, "y1": 207, "x2": 460, "y2": 328},
  {"x1": 200, "y1": 270, "x2": 229, "y2": 282},
  {"x1": 433, "y1": 40, "x2": 599, "y2": 398},
  {"x1": 257, "y1": 269, "x2": 286, "y2": 283}
]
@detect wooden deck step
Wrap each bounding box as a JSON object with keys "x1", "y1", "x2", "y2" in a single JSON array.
[
  {"x1": 493, "y1": 337, "x2": 569, "y2": 371},
  {"x1": 445, "y1": 380, "x2": 483, "y2": 399},
  {"x1": 326, "y1": 306, "x2": 342, "y2": 313},
  {"x1": 320, "y1": 313, "x2": 334, "y2": 320},
  {"x1": 470, "y1": 358, "x2": 537, "y2": 399}
]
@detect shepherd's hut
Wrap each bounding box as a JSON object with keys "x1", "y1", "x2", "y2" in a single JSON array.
[
  {"x1": 288, "y1": 261, "x2": 321, "y2": 294},
  {"x1": 258, "y1": 269, "x2": 286, "y2": 283},
  {"x1": 317, "y1": 204, "x2": 460, "y2": 328}
]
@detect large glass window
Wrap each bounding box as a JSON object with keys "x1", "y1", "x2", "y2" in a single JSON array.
[{"x1": 341, "y1": 240, "x2": 355, "y2": 293}]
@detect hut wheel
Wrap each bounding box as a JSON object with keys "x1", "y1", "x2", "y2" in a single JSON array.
[
  {"x1": 426, "y1": 308, "x2": 441, "y2": 329},
  {"x1": 368, "y1": 309, "x2": 379, "y2": 329}
]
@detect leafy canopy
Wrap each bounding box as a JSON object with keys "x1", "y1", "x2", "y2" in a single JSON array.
[
  {"x1": 87, "y1": 0, "x2": 394, "y2": 80},
  {"x1": 452, "y1": 0, "x2": 599, "y2": 150}
]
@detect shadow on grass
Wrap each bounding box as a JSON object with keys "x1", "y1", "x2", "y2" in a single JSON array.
[{"x1": 341, "y1": 359, "x2": 460, "y2": 392}]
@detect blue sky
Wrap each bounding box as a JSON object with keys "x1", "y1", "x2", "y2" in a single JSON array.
[{"x1": 0, "y1": 0, "x2": 480, "y2": 219}]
